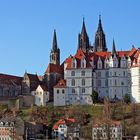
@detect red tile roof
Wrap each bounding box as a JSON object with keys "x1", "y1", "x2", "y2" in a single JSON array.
[
  {"x1": 45, "y1": 63, "x2": 63, "y2": 74},
  {"x1": 93, "y1": 119, "x2": 121, "y2": 127},
  {"x1": 0, "y1": 73, "x2": 22, "y2": 85},
  {"x1": 54, "y1": 79, "x2": 66, "y2": 88},
  {"x1": 64, "y1": 46, "x2": 140, "y2": 69},
  {"x1": 53, "y1": 118, "x2": 75, "y2": 130}
]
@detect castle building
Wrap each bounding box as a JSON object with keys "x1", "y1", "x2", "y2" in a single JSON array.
[{"x1": 53, "y1": 16, "x2": 140, "y2": 106}]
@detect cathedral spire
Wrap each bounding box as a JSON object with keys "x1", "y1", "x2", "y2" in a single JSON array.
[
  {"x1": 52, "y1": 29, "x2": 58, "y2": 51},
  {"x1": 50, "y1": 30, "x2": 60, "y2": 65},
  {"x1": 77, "y1": 18, "x2": 89, "y2": 52},
  {"x1": 112, "y1": 39, "x2": 117, "y2": 55},
  {"x1": 97, "y1": 15, "x2": 103, "y2": 32},
  {"x1": 81, "y1": 17, "x2": 87, "y2": 36},
  {"x1": 94, "y1": 15, "x2": 107, "y2": 52}
]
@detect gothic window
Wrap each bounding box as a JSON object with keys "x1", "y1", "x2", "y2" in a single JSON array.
[
  {"x1": 81, "y1": 79, "x2": 85, "y2": 86},
  {"x1": 71, "y1": 79, "x2": 75, "y2": 86},
  {"x1": 81, "y1": 71, "x2": 85, "y2": 76},
  {"x1": 71, "y1": 71, "x2": 75, "y2": 76}
]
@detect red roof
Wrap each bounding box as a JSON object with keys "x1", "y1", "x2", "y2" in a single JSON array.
[
  {"x1": 54, "y1": 79, "x2": 66, "y2": 88},
  {"x1": 0, "y1": 73, "x2": 22, "y2": 85},
  {"x1": 93, "y1": 119, "x2": 121, "y2": 127},
  {"x1": 26, "y1": 73, "x2": 40, "y2": 82},
  {"x1": 53, "y1": 118, "x2": 75, "y2": 130},
  {"x1": 64, "y1": 47, "x2": 140, "y2": 69},
  {"x1": 45, "y1": 63, "x2": 63, "y2": 74}
]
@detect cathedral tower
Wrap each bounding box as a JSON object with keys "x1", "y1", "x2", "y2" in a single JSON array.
[
  {"x1": 77, "y1": 18, "x2": 90, "y2": 52},
  {"x1": 50, "y1": 30, "x2": 60, "y2": 65},
  {"x1": 94, "y1": 15, "x2": 107, "y2": 52}
]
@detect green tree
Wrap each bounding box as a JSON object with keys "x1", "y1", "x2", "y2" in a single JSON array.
[
  {"x1": 123, "y1": 94, "x2": 131, "y2": 104},
  {"x1": 90, "y1": 90, "x2": 98, "y2": 104}
]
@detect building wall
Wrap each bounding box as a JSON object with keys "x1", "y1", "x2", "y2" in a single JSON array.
[
  {"x1": 54, "y1": 88, "x2": 66, "y2": 106},
  {"x1": 65, "y1": 68, "x2": 93, "y2": 105},
  {"x1": 92, "y1": 125, "x2": 122, "y2": 140},
  {"x1": 131, "y1": 67, "x2": 140, "y2": 103},
  {"x1": 31, "y1": 86, "x2": 49, "y2": 106}
]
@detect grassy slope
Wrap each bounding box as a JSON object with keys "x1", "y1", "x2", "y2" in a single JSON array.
[{"x1": 16, "y1": 103, "x2": 140, "y2": 137}]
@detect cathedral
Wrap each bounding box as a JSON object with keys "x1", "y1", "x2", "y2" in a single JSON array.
[
  {"x1": 53, "y1": 16, "x2": 140, "y2": 106},
  {"x1": 0, "y1": 16, "x2": 140, "y2": 107}
]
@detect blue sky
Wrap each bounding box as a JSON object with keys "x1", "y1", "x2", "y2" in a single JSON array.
[{"x1": 0, "y1": 0, "x2": 140, "y2": 76}]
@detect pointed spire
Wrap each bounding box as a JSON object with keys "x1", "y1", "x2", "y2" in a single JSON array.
[
  {"x1": 81, "y1": 17, "x2": 87, "y2": 35},
  {"x1": 112, "y1": 39, "x2": 117, "y2": 55},
  {"x1": 98, "y1": 14, "x2": 103, "y2": 31},
  {"x1": 52, "y1": 29, "x2": 57, "y2": 51}
]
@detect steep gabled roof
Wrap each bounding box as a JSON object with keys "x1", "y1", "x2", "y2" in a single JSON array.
[
  {"x1": 45, "y1": 63, "x2": 63, "y2": 74},
  {"x1": 25, "y1": 73, "x2": 40, "y2": 82},
  {"x1": 53, "y1": 118, "x2": 75, "y2": 130}
]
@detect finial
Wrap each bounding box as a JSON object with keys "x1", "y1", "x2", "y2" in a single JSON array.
[
  {"x1": 83, "y1": 16, "x2": 85, "y2": 22},
  {"x1": 99, "y1": 14, "x2": 101, "y2": 20}
]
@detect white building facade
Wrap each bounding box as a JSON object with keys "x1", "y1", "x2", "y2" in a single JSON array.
[
  {"x1": 92, "y1": 121, "x2": 122, "y2": 140},
  {"x1": 63, "y1": 46, "x2": 140, "y2": 105},
  {"x1": 31, "y1": 85, "x2": 49, "y2": 106},
  {"x1": 53, "y1": 17, "x2": 140, "y2": 105}
]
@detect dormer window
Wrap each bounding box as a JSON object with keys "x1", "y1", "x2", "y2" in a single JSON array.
[
  {"x1": 97, "y1": 57, "x2": 102, "y2": 69},
  {"x1": 72, "y1": 58, "x2": 77, "y2": 68},
  {"x1": 81, "y1": 58, "x2": 86, "y2": 68}
]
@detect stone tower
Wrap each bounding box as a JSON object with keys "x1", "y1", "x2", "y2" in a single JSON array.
[
  {"x1": 94, "y1": 15, "x2": 107, "y2": 52},
  {"x1": 50, "y1": 30, "x2": 60, "y2": 65},
  {"x1": 77, "y1": 18, "x2": 90, "y2": 52}
]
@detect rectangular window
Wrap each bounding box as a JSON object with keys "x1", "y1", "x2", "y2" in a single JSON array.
[
  {"x1": 98, "y1": 80, "x2": 101, "y2": 87},
  {"x1": 71, "y1": 79, "x2": 75, "y2": 86},
  {"x1": 105, "y1": 79, "x2": 108, "y2": 87},
  {"x1": 82, "y1": 79, "x2": 85, "y2": 86},
  {"x1": 81, "y1": 71, "x2": 85, "y2": 76},
  {"x1": 57, "y1": 90, "x2": 59, "y2": 94},
  {"x1": 62, "y1": 89, "x2": 65, "y2": 94},
  {"x1": 97, "y1": 71, "x2": 101, "y2": 77},
  {"x1": 82, "y1": 88, "x2": 85, "y2": 93},
  {"x1": 72, "y1": 88, "x2": 75, "y2": 93}
]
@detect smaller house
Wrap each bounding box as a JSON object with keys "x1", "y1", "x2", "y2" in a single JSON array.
[
  {"x1": 24, "y1": 122, "x2": 48, "y2": 139},
  {"x1": 31, "y1": 85, "x2": 49, "y2": 106},
  {"x1": 0, "y1": 121, "x2": 15, "y2": 140},
  {"x1": 53, "y1": 79, "x2": 67, "y2": 106},
  {"x1": 53, "y1": 118, "x2": 79, "y2": 139},
  {"x1": 92, "y1": 120, "x2": 122, "y2": 140},
  {"x1": 0, "y1": 116, "x2": 24, "y2": 140}
]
